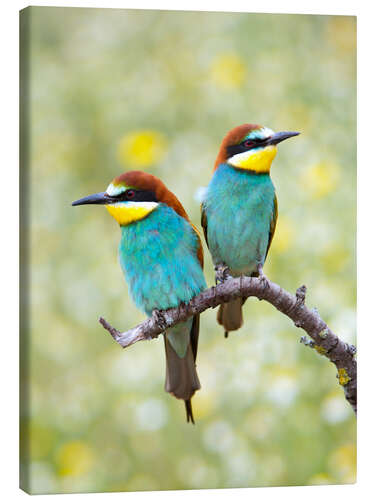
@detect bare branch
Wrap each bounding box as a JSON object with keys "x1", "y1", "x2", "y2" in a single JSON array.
[{"x1": 99, "y1": 276, "x2": 357, "y2": 414}]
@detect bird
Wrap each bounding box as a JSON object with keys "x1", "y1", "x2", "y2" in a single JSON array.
[
  {"x1": 72, "y1": 171, "x2": 207, "y2": 423},
  {"x1": 201, "y1": 124, "x2": 299, "y2": 337}
]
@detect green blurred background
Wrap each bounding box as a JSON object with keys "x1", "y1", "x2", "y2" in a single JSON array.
[{"x1": 20, "y1": 7, "x2": 356, "y2": 494}]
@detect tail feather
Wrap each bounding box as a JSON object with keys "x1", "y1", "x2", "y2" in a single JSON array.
[
  {"x1": 217, "y1": 297, "x2": 243, "y2": 335},
  {"x1": 184, "y1": 399, "x2": 195, "y2": 424},
  {"x1": 164, "y1": 315, "x2": 201, "y2": 423}
]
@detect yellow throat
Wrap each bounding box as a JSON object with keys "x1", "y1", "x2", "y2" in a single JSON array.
[
  {"x1": 228, "y1": 145, "x2": 277, "y2": 173},
  {"x1": 105, "y1": 202, "x2": 158, "y2": 226}
]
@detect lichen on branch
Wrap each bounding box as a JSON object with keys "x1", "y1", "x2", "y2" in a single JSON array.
[{"x1": 99, "y1": 275, "x2": 357, "y2": 414}]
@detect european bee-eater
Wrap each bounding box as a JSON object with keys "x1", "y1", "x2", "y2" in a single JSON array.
[
  {"x1": 201, "y1": 124, "x2": 299, "y2": 336},
  {"x1": 72, "y1": 171, "x2": 206, "y2": 423}
]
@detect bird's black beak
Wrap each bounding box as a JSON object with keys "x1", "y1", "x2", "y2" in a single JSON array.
[
  {"x1": 72, "y1": 192, "x2": 114, "y2": 206},
  {"x1": 267, "y1": 131, "x2": 300, "y2": 146}
]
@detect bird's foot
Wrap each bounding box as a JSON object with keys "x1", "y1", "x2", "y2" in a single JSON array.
[
  {"x1": 257, "y1": 264, "x2": 270, "y2": 290},
  {"x1": 151, "y1": 309, "x2": 167, "y2": 336},
  {"x1": 215, "y1": 263, "x2": 231, "y2": 284}
]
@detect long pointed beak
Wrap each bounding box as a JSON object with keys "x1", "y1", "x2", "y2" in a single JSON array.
[
  {"x1": 72, "y1": 192, "x2": 113, "y2": 206},
  {"x1": 267, "y1": 131, "x2": 300, "y2": 146}
]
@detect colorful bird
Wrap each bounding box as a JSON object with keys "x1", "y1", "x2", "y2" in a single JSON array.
[
  {"x1": 72, "y1": 171, "x2": 206, "y2": 423},
  {"x1": 201, "y1": 124, "x2": 299, "y2": 336}
]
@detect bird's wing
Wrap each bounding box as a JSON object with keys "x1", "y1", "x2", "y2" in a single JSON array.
[
  {"x1": 189, "y1": 222, "x2": 204, "y2": 268},
  {"x1": 265, "y1": 194, "x2": 278, "y2": 260},
  {"x1": 190, "y1": 314, "x2": 200, "y2": 362},
  {"x1": 200, "y1": 203, "x2": 209, "y2": 249}
]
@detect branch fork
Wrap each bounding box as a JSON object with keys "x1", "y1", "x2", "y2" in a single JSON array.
[{"x1": 99, "y1": 275, "x2": 357, "y2": 414}]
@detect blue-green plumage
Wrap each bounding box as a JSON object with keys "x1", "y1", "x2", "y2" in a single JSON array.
[
  {"x1": 201, "y1": 123, "x2": 298, "y2": 335},
  {"x1": 118, "y1": 203, "x2": 206, "y2": 420},
  {"x1": 119, "y1": 204, "x2": 206, "y2": 317},
  {"x1": 72, "y1": 170, "x2": 207, "y2": 423},
  {"x1": 203, "y1": 164, "x2": 276, "y2": 276}
]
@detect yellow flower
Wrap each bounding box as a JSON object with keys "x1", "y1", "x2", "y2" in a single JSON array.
[
  {"x1": 56, "y1": 441, "x2": 95, "y2": 477},
  {"x1": 299, "y1": 161, "x2": 341, "y2": 199},
  {"x1": 326, "y1": 16, "x2": 356, "y2": 54},
  {"x1": 117, "y1": 130, "x2": 167, "y2": 168},
  {"x1": 309, "y1": 473, "x2": 333, "y2": 485},
  {"x1": 272, "y1": 215, "x2": 295, "y2": 254},
  {"x1": 210, "y1": 53, "x2": 246, "y2": 89},
  {"x1": 329, "y1": 444, "x2": 356, "y2": 483}
]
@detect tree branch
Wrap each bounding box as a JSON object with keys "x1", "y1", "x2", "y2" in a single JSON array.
[{"x1": 99, "y1": 276, "x2": 357, "y2": 414}]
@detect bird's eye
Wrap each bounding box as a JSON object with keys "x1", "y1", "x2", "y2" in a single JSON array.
[
  {"x1": 244, "y1": 140, "x2": 254, "y2": 148},
  {"x1": 126, "y1": 189, "x2": 136, "y2": 199}
]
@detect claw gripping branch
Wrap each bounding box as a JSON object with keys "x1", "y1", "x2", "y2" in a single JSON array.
[{"x1": 99, "y1": 275, "x2": 357, "y2": 414}]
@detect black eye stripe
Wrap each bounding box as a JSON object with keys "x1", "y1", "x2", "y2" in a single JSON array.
[
  {"x1": 242, "y1": 137, "x2": 267, "y2": 147},
  {"x1": 226, "y1": 137, "x2": 268, "y2": 158},
  {"x1": 115, "y1": 189, "x2": 158, "y2": 203}
]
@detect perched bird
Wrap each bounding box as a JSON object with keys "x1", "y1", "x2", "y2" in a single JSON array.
[
  {"x1": 72, "y1": 171, "x2": 206, "y2": 423},
  {"x1": 201, "y1": 124, "x2": 299, "y2": 336}
]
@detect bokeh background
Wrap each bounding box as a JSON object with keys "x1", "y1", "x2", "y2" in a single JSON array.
[{"x1": 20, "y1": 7, "x2": 356, "y2": 494}]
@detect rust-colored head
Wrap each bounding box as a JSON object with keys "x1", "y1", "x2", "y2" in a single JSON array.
[
  {"x1": 72, "y1": 171, "x2": 204, "y2": 266},
  {"x1": 110, "y1": 171, "x2": 189, "y2": 220},
  {"x1": 213, "y1": 124, "x2": 299, "y2": 173},
  {"x1": 214, "y1": 124, "x2": 262, "y2": 170}
]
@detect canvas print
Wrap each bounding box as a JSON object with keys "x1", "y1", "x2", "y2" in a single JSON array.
[{"x1": 20, "y1": 6, "x2": 356, "y2": 494}]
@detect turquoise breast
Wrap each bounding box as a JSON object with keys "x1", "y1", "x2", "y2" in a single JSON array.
[
  {"x1": 118, "y1": 204, "x2": 206, "y2": 316},
  {"x1": 203, "y1": 164, "x2": 275, "y2": 276}
]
